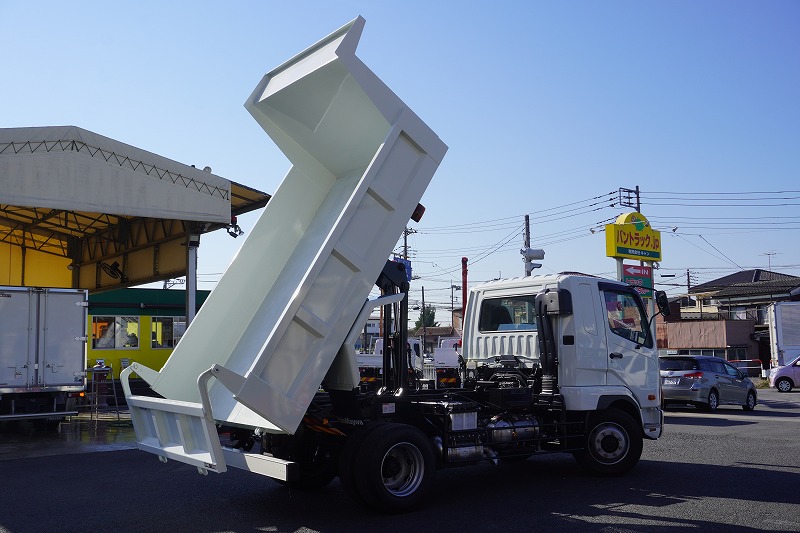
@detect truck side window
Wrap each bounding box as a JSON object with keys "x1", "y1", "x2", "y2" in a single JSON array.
[
  {"x1": 603, "y1": 290, "x2": 650, "y2": 347},
  {"x1": 478, "y1": 296, "x2": 538, "y2": 332}
]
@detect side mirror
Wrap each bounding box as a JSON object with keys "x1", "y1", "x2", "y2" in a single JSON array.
[{"x1": 654, "y1": 290, "x2": 671, "y2": 317}]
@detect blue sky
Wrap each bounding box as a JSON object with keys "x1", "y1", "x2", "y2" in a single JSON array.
[{"x1": 2, "y1": 1, "x2": 798, "y2": 323}]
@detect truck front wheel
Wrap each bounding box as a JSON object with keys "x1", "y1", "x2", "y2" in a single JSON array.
[
  {"x1": 354, "y1": 423, "x2": 435, "y2": 513},
  {"x1": 574, "y1": 408, "x2": 643, "y2": 476}
]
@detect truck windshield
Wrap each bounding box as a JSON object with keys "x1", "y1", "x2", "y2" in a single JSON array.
[
  {"x1": 478, "y1": 296, "x2": 538, "y2": 332},
  {"x1": 603, "y1": 290, "x2": 651, "y2": 347}
]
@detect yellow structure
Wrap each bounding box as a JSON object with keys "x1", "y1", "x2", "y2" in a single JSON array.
[
  {"x1": 605, "y1": 212, "x2": 662, "y2": 262},
  {"x1": 87, "y1": 288, "x2": 210, "y2": 378}
]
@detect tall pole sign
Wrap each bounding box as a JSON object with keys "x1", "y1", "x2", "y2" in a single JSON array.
[
  {"x1": 606, "y1": 212, "x2": 662, "y2": 306},
  {"x1": 605, "y1": 212, "x2": 662, "y2": 262}
]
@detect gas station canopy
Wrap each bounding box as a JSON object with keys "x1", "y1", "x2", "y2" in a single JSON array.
[{"x1": 0, "y1": 126, "x2": 270, "y2": 291}]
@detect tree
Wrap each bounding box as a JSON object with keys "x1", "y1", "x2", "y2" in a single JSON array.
[{"x1": 414, "y1": 305, "x2": 439, "y2": 329}]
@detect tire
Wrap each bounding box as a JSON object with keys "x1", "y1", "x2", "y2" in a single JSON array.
[
  {"x1": 742, "y1": 390, "x2": 757, "y2": 411},
  {"x1": 776, "y1": 377, "x2": 793, "y2": 393},
  {"x1": 702, "y1": 389, "x2": 719, "y2": 411},
  {"x1": 276, "y1": 449, "x2": 338, "y2": 490},
  {"x1": 354, "y1": 423, "x2": 435, "y2": 513},
  {"x1": 573, "y1": 408, "x2": 643, "y2": 476},
  {"x1": 338, "y1": 422, "x2": 389, "y2": 502},
  {"x1": 273, "y1": 427, "x2": 337, "y2": 490}
]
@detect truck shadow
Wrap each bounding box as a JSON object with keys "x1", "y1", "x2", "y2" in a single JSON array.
[{"x1": 1, "y1": 450, "x2": 797, "y2": 533}]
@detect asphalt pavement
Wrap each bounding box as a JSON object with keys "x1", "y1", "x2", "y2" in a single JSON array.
[{"x1": 1, "y1": 389, "x2": 798, "y2": 532}]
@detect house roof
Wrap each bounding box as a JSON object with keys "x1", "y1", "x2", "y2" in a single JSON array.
[
  {"x1": 690, "y1": 269, "x2": 800, "y2": 301},
  {"x1": 690, "y1": 269, "x2": 800, "y2": 294}
]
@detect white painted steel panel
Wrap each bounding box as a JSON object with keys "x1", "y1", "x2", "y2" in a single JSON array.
[
  {"x1": 0, "y1": 287, "x2": 35, "y2": 391},
  {"x1": 39, "y1": 289, "x2": 88, "y2": 389},
  {"x1": 769, "y1": 302, "x2": 800, "y2": 366},
  {"x1": 126, "y1": 393, "x2": 227, "y2": 473},
  {"x1": 138, "y1": 17, "x2": 446, "y2": 434},
  {"x1": 0, "y1": 287, "x2": 86, "y2": 393}
]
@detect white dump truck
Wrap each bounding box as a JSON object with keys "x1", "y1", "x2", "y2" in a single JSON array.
[
  {"x1": 0, "y1": 286, "x2": 87, "y2": 428},
  {"x1": 121, "y1": 17, "x2": 669, "y2": 513}
]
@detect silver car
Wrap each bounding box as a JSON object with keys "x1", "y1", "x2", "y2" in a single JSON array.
[{"x1": 659, "y1": 355, "x2": 757, "y2": 411}]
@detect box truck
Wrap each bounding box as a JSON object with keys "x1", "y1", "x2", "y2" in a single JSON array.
[{"x1": 0, "y1": 286, "x2": 87, "y2": 428}]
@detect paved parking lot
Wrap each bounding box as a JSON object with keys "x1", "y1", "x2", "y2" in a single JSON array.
[{"x1": 1, "y1": 389, "x2": 798, "y2": 532}]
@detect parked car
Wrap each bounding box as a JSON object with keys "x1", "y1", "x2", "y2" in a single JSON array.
[
  {"x1": 659, "y1": 355, "x2": 757, "y2": 411},
  {"x1": 769, "y1": 355, "x2": 800, "y2": 392}
]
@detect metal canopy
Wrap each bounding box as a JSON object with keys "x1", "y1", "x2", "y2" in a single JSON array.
[{"x1": 0, "y1": 126, "x2": 270, "y2": 291}]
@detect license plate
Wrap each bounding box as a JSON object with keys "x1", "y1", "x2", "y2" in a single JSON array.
[{"x1": 663, "y1": 378, "x2": 679, "y2": 385}]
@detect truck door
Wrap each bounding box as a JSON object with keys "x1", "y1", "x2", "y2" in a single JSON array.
[
  {"x1": 39, "y1": 289, "x2": 87, "y2": 388},
  {"x1": 600, "y1": 285, "x2": 658, "y2": 398},
  {"x1": 0, "y1": 288, "x2": 36, "y2": 389}
]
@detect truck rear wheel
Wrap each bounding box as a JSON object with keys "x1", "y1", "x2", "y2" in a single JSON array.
[
  {"x1": 354, "y1": 423, "x2": 435, "y2": 513},
  {"x1": 337, "y1": 422, "x2": 389, "y2": 502},
  {"x1": 277, "y1": 446, "x2": 337, "y2": 490},
  {"x1": 574, "y1": 408, "x2": 643, "y2": 476},
  {"x1": 272, "y1": 427, "x2": 337, "y2": 490}
]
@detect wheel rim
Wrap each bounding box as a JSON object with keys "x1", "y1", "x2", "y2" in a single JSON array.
[
  {"x1": 747, "y1": 392, "x2": 756, "y2": 409},
  {"x1": 777, "y1": 379, "x2": 791, "y2": 392},
  {"x1": 588, "y1": 422, "x2": 629, "y2": 465},
  {"x1": 380, "y1": 442, "x2": 425, "y2": 497},
  {"x1": 709, "y1": 391, "x2": 718, "y2": 410}
]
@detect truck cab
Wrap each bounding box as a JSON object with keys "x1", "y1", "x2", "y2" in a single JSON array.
[{"x1": 463, "y1": 274, "x2": 663, "y2": 439}]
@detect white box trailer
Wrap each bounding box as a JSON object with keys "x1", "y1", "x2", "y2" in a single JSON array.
[
  {"x1": 768, "y1": 301, "x2": 800, "y2": 367},
  {"x1": 0, "y1": 286, "x2": 87, "y2": 426}
]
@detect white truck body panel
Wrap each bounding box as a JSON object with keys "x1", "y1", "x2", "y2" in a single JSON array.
[
  {"x1": 0, "y1": 287, "x2": 87, "y2": 421},
  {"x1": 0, "y1": 287, "x2": 86, "y2": 394},
  {"x1": 768, "y1": 302, "x2": 800, "y2": 367},
  {"x1": 124, "y1": 17, "x2": 446, "y2": 441},
  {"x1": 462, "y1": 276, "x2": 555, "y2": 366},
  {"x1": 360, "y1": 337, "x2": 424, "y2": 367}
]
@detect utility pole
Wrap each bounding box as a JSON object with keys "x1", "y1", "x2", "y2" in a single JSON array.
[
  {"x1": 618, "y1": 186, "x2": 654, "y2": 323},
  {"x1": 402, "y1": 227, "x2": 417, "y2": 259},
  {"x1": 618, "y1": 186, "x2": 641, "y2": 213},
  {"x1": 450, "y1": 283, "x2": 461, "y2": 315},
  {"x1": 523, "y1": 215, "x2": 530, "y2": 276},
  {"x1": 521, "y1": 214, "x2": 544, "y2": 276},
  {"x1": 421, "y1": 286, "x2": 426, "y2": 354}
]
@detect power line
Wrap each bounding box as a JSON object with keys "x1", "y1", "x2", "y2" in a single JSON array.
[{"x1": 697, "y1": 235, "x2": 743, "y2": 270}]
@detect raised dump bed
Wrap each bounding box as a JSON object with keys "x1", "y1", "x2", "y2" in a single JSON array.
[{"x1": 121, "y1": 16, "x2": 446, "y2": 474}]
